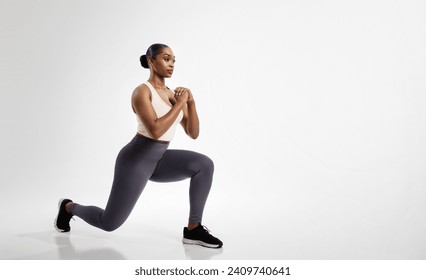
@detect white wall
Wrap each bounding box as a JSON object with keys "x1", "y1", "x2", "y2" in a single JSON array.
[{"x1": 1, "y1": 0, "x2": 426, "y2": 259}]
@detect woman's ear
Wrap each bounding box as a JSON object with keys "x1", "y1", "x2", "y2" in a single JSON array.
[{"x1": 148, "y1": 56, "x2": 154, "y2": 67}]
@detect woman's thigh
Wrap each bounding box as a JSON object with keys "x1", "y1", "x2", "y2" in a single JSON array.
[{"x1": 149, "y1": 149, "x2": 214, "y2": 183}]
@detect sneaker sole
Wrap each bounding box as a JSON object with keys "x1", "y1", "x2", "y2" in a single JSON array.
[
  {"x1": 54, "y1": 198, "x2": 70, "y2": 233},
  {"x1": 182, "y1": 238, "x2": 222, "y2": 248}
]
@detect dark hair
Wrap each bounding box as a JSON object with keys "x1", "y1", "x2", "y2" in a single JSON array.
[{"x1": 140, "y1": 43, "x2": 169, "y2": 69}]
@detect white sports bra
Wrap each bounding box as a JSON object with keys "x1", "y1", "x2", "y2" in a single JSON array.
[{"x1": 135, "y1": 81, "x2": 183, "y2": 142}]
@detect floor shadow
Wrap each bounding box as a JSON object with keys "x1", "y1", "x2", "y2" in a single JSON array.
[
  {"x1": 13, "y1": 231, "x2": 127, "y2": 260},
  {"x1": 182, "y1": 243, "x2": 224, "y2": 260}
]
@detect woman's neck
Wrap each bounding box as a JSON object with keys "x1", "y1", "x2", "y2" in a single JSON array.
[{"x1": 148, "y1": 75, "x2": 167, "y2": 90}]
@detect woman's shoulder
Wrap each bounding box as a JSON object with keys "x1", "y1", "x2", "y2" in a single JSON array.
[
  {"x1": 133, "y1": 83, "x2": 151, "y2": 96},
  {"x1": 132, "y1": 83, "x2": 152, "y2": 103}
]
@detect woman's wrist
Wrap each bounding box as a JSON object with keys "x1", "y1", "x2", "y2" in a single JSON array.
[
  {"x1": 176, "y1": 98, "x2": 187, "y2": 106},
  {"x1": 187, "y1": 99, "x2": 196, "y2": 107}
]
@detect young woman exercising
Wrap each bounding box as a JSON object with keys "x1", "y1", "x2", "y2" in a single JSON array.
[{"x1": 54, "y1": 43, "x2": 223, "y2": 249}]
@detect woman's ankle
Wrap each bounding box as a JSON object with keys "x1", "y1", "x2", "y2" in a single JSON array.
[
  {"x1": 187, "y1": 222, "x2": 199, "y2": 231},
  {"x1": 65, "y1": 202, "x2": 73, "y2": 214}
]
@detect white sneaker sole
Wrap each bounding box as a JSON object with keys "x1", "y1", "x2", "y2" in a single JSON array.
[{"x1": 182, "y1": 238, "x2": 222, "y2": 248}]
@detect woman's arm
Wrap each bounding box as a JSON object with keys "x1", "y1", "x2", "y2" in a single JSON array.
[
  {"x1": 132, "y1": 84, "x2": 188, "y2": 140},
  {"x1": 175, "y1": 87, "x2": 200, "y2": 139}
]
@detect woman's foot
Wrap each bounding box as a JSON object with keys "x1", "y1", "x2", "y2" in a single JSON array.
[
  {"x1": 54, "y1": 198, "x2": 74, "y2": 232},
  {"x1": 182, "y1": 224, "x2": 223, "y2": 248}
]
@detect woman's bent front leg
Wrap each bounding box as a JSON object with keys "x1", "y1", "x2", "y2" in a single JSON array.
[{"x1": 149, "y1": 149, "x2": 215, "y2": 225}]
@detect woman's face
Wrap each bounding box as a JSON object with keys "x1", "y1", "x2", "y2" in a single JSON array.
[{"x1": 149, "y1": 47, "x2": 175, "y2": 78}]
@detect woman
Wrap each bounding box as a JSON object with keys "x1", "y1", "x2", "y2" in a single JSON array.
[{"x1": 54, "y1": 43, "x2": 223, "y2": 249}]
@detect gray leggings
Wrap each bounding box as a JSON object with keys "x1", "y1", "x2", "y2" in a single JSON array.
[{"x1": 71, "y1": 134, "x2": 214, "y2": 231}]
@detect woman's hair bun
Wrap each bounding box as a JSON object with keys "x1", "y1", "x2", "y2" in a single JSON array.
[{"x1": 140, "y1": 55, "x2": 149, "y2": 69}]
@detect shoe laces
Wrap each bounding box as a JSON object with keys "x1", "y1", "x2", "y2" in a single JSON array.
[{"x1": 201, "y1": 225, "x2": 211, "y2": 234}]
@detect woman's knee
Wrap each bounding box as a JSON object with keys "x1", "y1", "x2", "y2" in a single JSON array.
[
  {"x1": 102, "y1": 223, "x2": 119, "y2": 232},
  {"x1": 197, "y1": 154, "x2": 214, "y2": 174},
  {"x1": 102, "y1": 218, "x2": 125, "y2": 232}
]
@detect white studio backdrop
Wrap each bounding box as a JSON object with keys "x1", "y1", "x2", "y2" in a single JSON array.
[{"x1": 1, "y1": 0, "x2": 426, "y2": 259}]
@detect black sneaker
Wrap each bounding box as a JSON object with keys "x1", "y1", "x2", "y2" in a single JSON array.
[
  {"x1": 182, "y1": 224, "x2": 223, "y2": 248},
  {"x1": 54, "y1": 198, "x2": 73, "y2": 232}
]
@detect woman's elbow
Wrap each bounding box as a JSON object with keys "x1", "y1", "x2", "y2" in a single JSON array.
[
  {"x1": 189, "y1": 131, "x2": 199, "y2": 140},
  {"x1": 147, "y1": 127, "x2": 163, "y2": 140}
]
